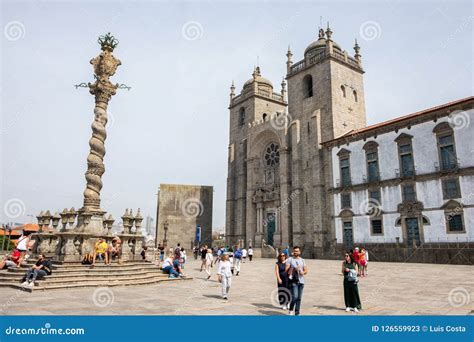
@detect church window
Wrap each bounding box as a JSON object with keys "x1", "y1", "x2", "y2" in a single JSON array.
[
  {"x1": 353, "y1": 90, "x2": 358, "y2": 102},
  {"x1": 238, "y1": 108, "x2": 246, "y2": 126},
  {"x1": 263, "y1": 113, "x2": 268, "y2": 121},
  {"x1": 341, "y1": 85, "x2": 346, "y2": 98},
  {"x1": 303, "y1": 75, "x2": 313, "y2": 98},
  {"x1": 264, "y1": 143, "x2": 280, "y2": 167},
  {"x1": 443, "y1": 200, "x2": 465, "y2": 233}
]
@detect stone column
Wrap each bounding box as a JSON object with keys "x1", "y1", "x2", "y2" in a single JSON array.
[
  {"x1": 290, "y1": 121, "x2": 304, "y2": 247},
  {"x1": 78, "y1": 33, "x2": 122, "y2": 234}
]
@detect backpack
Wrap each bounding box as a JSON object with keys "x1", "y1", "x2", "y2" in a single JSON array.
[{"x1": 234, "y1": 250, "x2": 242, "y2": 259}]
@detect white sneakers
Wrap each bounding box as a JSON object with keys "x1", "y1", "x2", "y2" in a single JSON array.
[
  {"x1": 21, "y1": 281, "x2": 29, "y2": 286},
  {"x1": 345, "y1": 307, "x2": 360, "y2": 313},
  {"x1": 354, "y1": 308, "x2": 359, "y2": 313},
  {"x1": 345, "y1": 307, "x2": 351, "y2": 312},
  {"x1": 288, "y1": 310, "x2": 295, "y2": 316}
]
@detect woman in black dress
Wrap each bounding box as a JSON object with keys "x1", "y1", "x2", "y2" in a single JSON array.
[
  {"x1": 342, "y1": 252, "x2": 362, "y2": 312},
  {"x1": 275, "y1": 252, "x2": 290, "y2": 310}
]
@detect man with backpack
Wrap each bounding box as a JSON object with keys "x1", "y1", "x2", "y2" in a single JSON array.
[{"x1": 233, "y1": 246, "x2": 243, "y2": 276}]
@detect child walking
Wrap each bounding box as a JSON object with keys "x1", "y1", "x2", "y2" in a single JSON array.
[{"x1": 217, "y1": 253, "x2": 232, "y2": 299}]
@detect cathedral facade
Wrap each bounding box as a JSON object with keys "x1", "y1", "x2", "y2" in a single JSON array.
[{"x1": 225, "y1": 26, "x2": 474, "y2": 262}]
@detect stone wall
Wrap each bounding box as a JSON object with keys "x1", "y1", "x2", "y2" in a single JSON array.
[{"x1": 156, "y1": 184, "x2": 213, "y2": 249}]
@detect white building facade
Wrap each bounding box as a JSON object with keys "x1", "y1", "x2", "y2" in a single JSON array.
[{"x1": 324, "y1": 97, "x2": 474, "y2": 262}]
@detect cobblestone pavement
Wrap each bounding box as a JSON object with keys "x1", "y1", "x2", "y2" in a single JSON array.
[{"x1": 0, "y1": 259, "x2": 472, "y2": 315}]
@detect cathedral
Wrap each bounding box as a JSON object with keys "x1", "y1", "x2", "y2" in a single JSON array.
[{"x1": 225, "y1": 25, "x2": 474, "y2": 262}]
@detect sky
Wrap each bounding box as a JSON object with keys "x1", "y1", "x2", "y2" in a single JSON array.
[{"x1": 1, "y1": 0, "x2": 472, "y2": 231}]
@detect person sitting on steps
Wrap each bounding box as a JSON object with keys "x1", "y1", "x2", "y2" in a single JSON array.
[
  {"x1": 20, "y1": 254, "x2": 52, "y2": 288},
  {"x1": 91, "y1": 237, "x2": 109, "y2": 267}
]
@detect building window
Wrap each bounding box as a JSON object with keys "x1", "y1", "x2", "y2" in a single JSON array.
[
  {"x1": 433, "y1": 122, "x2": 458, "y2": 171},
  {"x1": 264, "y1": 143, "x2": 280, "y2": 167},
  {"x1": 363, "y1": 141, "x2": 379, "y2": 182},
  {"x1": 443, "y1": 200, "x2": 465, "y2": 233},
  {"x1": 399, "y1": 143, "x2": 415, "y2": 176},
  {"x1": 303, "y1": 74, "x2": 313, "y2": 98},
  {"x1": 447, "y1": 214, "x2": 464, "y2": 232},
  {"x1": 337, "y1": 149, "x2": 351, "y2": 187},
  {"x1": 238, "y1": 108, "x2": 245, "y2": 126},
  {"x1": 369, "y1": 189, "x2": 381, "y2": 205},
  {"x1": 341, "y1": 193, "x2": 351, "y2": 208},
  {"x1": 402, "y1": 184, "x2": 416, "y2": 202},
  {"x1": 341, "y1": 85, "x2": 346, "y2": 98},
  {"x1": 340, "y1": 158, "x2": 351, "y2": 186},
  {"x1": 438, "y1": 134, "x2": 457, "y2": 171},
  {"x1": 442, "y1": 178, "x2": 460, "y2": 199},
  {"x1": 353, "y1": 90, "x2": 358, "y2": 102},
  {"x1": 395, "y1": 133, "x2": 415, "y2": 177},
  {"x1": 371, "y1": 219, "x2": 383, "y2": 235}
]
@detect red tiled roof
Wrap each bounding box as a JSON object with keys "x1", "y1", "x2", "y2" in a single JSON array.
[{"x1": 322, "y1": 96, "x2": 474, "y2": 146}]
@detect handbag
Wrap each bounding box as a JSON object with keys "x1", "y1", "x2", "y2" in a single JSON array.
[{"x1": 346, "y1": 268, "x2": 359, "y2": 283}]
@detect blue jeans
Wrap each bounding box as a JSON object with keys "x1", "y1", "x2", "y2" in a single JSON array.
[
  {"x1": 290, "y1": 283, "x2": 304, "y2": 315},
  {"x1": 162, "y1": 266, "x2": 179, "y2": 277},
  {"x1": 25, "y1": 269, "x2": 47, "y2": 282}
]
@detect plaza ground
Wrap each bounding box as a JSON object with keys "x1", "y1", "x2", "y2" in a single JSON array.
[{"x1": 0, "y1": 258, "x2": 472, "y2": 315}]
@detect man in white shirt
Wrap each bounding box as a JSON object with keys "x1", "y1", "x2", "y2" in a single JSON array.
[
  {"x1": 248, "y1": 247, "x2": 254, "y2": 262},
  {"x1": 241, "y1": 248, "x2": 247, "y2": 263}
]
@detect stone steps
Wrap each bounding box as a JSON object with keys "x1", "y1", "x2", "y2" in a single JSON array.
[{"x1": 0, "y1": 260, "x2": 189, "y2": 292}]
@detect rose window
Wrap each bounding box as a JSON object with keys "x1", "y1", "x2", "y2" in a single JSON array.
[{"x1": 264, "y1": 143, "x2": 280, "y2": 167}]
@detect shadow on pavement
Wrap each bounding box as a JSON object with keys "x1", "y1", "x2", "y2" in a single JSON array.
[{"x1": 258, "y1": 309, "x2": 286, "y2": 316}]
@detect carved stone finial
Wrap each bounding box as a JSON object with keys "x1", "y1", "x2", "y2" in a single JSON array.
[
  {"x1": 354, "y1": 38, "x2": 361, "y2": 62},
  {"x1": 318, "y1": 28, "x2": 325, "y2": 39},
  {"x1": 325, "y1": 22, "x2": 332, "y2": 40}
]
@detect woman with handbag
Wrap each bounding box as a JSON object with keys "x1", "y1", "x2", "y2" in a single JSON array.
[{"x1": 342, "y1": 252, "x2": 362, "y2": 312}]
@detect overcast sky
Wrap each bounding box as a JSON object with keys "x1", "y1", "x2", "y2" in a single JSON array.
[{"x1": 1, "y1": 0, "x2": 472, "y2": 230}]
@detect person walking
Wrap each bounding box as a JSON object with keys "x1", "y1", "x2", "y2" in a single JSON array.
[
  {"x1": 241, "y1": 248, "x2": 247, "y2": 263},
  {"x1": 285, "y1": 246, "x2": 307, "y2": 316},
  {"x1": 217, "y1": 254, "x2": 232, "y2": 300},
  {"x1": 275, "y1": 252, "x2": 290, "y2": 310},
  {"x1": 342, "y1": 252, "x2": 362, "y2": 312},
  {"x1": 204, "y1": 248, "x2": 213, "y2": 280},
  {"x1": 200, "y1": 245, "x2": 208, "y2": 271},
  {"x1": 359, "y1": 247, "x2": 367, "y2": 277},
  {"x1": 233, "y1": 246, "x2": 242, "y2": 276},
  {"x1": 248, "y1": 247, "x2": 253, "y2": 262}
]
